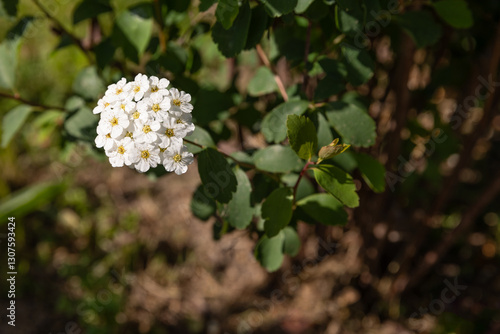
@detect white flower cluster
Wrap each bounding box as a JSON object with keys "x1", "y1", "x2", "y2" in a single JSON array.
[{"x1": 93, "y1": 74, "x2": 195, "y2": 175}]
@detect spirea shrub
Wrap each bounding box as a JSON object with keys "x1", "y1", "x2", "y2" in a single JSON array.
[{"x1": 93, "y1": 74, "x2": 195, "y2": 175}]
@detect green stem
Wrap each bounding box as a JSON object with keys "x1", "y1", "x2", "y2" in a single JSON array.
[{"x1": 293, "y1": 161, "x2": 314, "y2": 205}]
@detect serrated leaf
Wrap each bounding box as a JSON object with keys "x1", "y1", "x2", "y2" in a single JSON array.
[
  {"x1": 261, "y1": 100, "x2": 309, "y2": 143},
  {"x1": 1, "y1": 105, "x2": 32, "y2": 148},
  {"x1": 433, "y1": 0, "x2": 473, "y2": 29},
  {"x1": 282, "y1": 226, "x2": 300, "y2": 256},
  {"x1": 191, "y1": 185, "x2": 216, "y2": 221},
  {"x1": 115, "y1": 4, "x2": 154, "y2": 54},
  {"x1": 286, "y1": 115, "x2": 317, "y2": 160},
  {"x1": 255, "y1": 233, "x2": 285, "y2": 272},
  {"x1": 297, "y1": 193, "x2": 348, "y2": 225},
  {"x1": 198, "y1": 148, "x2": 238, "y2": 203},
  {"x1": 313, "y1": 164, "x2": 359, "y2": 208},
  {"x1": 212, "y1": 1, "x2": 251, "y2": 57},
  {"x1": 353, "y1": 152, "x2": 386, "y2": 193},
  {"x1": 261, "y1": 0, "x2": 298, "y2": 17},
  {"x1": 262, "y1": 187, "x2": 293, "y2": 237},
  {"x1": 340, "y1": 44, "x2": 374, "y2": 86},
  {"x1": 394, "y1": 11, "x2": 442, "y2": 48},
  {"x1": 226, "y1": 167, "x2": 253, "y2": 229},
  {"x1": 248, "y1": 67, "x2": 278, "y2": 96},
  {"x1": 253, "y1": 145, "x2": 303, "y2": 173},
  {"x1": 216, "y1": 0, "x2": 239, "y2": 29},
  {"x1": 325, "y1": 101, "x2": 376, "y2": 147},
  {"x1": 73, "y1": 0, "x2": 112, "y2": 24}
]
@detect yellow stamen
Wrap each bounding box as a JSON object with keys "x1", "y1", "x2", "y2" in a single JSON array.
[
  {"x1": 117, "y1": 146, "x2": 126, "y2": 155},
  {"x1": 110, "y1": 117, "x2": 119, "y2": 126},
  {"x1": 151, "y1": 86, "x2": 159, "y2": 92},
  {"x1": 125, "y1": 132, "x2": 133, "y2": 139},
  {"x1": 152, "y1": 104, "x2": 160, "y2": 113},
  {"x1": 160, "y1": 147, "x2": 166, "y2": 152},
  {"x1": 165, "y1": 128, "x2": 174, "y2": 137},
  {"x1": 104, "y1": 102, "x2": 110, "y2": 107},
  {"x1": 116, "y1": 88, "x2": 122, "y2": 95},
  {"x1": 173, "y1": 154, "x2": 182, "y2": 163},
  {"x1": 120, "y1": 104, "x2": 125, "y2": 110},
  {"x1": 141, "y1": 150, "x2": 150, "y2": 159},
  {"x1": 106, "y1": 133, "x2": 111, "y2": 138},
  {"x1": 132, "y1": 111, "x2": 140, "y2": 119},
  {"x1": 133, "y1": 86, "x2": 141, "y2": 93},
  {"x1": 143, "y1": 125, "x2": 152, "y2": 133},
  {"x1": 172, "y1": 99, "x2": 181, "y2": 107},
  {"x1": 176, "y1": 119, "x2": 183, "y2": 124}
]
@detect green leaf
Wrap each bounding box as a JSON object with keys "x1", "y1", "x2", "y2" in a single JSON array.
[
  {"x1": 248, "y1": 67, "x2": 278, "y2": 96},
  {"x1": 313, "y1": 164, "x2": 359, "y2": 208},
  {"x1": 262, "y1": 187, "x2": 293, "y2": 237},
  {"x1": 64, "y1": 107, "x2": 98, "y2": 142},
  {"x1": 325, "y1": 102, "x2": 376, "y2": 147},
  {"x1": 1, "y1": 105, "x2": 32, "y2": 148},
  {"x1": 199, "y1": 0, "x2": 217, "y2": 11},
  {"x1": 216, "y1": 0, "x2": 239, "y2": 29},
  {"x1": 433, "y1": 0, "x2": 473, "y2": 29},
  {"x1": 297, "y1": 193, "x2": 348, "y2": 225},
  {"x1": 184, "y1": 127, "x2": 215, "y2": 154},
  {"x1": 335, "y1": 2, "x2": 364, "y2": 35},
  {"x1": 282, "y1": 227, "x2": 300, "y2": 256},
  {"x1": 253, "y1": 145, "x2": 303, "y2": 173},
  {"x1": 340, "y1": 44, "x2": 374, "y2": 86},
  {"x1": 295, "y1": 0, "x2": 315, "y2": 14},
  {"x1": 394, "y1": 11, "x2": 442, "y2": 48},
  {"x1": 314, "y1": 75, "x2": 345, "y2": 101},
  {"x1": 72, "y1": 66, "x2": 105, "y2": 100},
  {"x1": 191, "y1": 185, "x2": 216, "y2": 221},
  {"x1": 245, "y1": 4, "x2": 269, "y2": 49},
  {"x1": 226, "y1": 167, "x2": 254, "y2": 229},
  {"x1": 286, "y1": 115, "x2": 317, "y2": 160},
  {"x1": 198, "y1": 148, "x2": 238, "y2": 203},
  {"x1": 73, "y1": 0, "x2": 112, "y2": 24},
  {"x1": 0, "y1": 0, "x2": 17, "y2": 17},
  {"x1": 0, "y1": 38, "x2": 20, "y2": 90},
  {"x1": 94, "y1": 38, "x2": 115, "y2": 69},
  {"x1": 261, "y1": 0, "x2": 298, "y2": 17},
  {"x1": 255, "y1": 233, "x2": 285, "y2": 272},
  {"x1": 261, "y1": 100, "x2": 309, "y2": 143},
  {"x1": 353, "y1": 152, "x2": 386, "y2": 193},
  {"x1": 212, "y1": 1, "x2": 251, "y2": 57},
  {"x1": 115, "y1": 4, "x2": 154, "y2": 54},
  {"x1": 281, "y1": 173, "x2": 314, "y2": 201},
  {"x1": 0, "y1": 182, "x2": 64, "y2": 223},
  {"x1": 316, "y1": 112, "x2": 333, "y2": 148}
]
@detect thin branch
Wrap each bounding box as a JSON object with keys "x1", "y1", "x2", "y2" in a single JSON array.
[
  {"x1": 406, "y1": 170, "x2": 500, "y2": 290},
  {"x1": 255, "y1": 44, "x2": 288, "y2": 101},
  {"x1": 32, "y1": 0, "x2": 93, "y2": 64},
  {"x1": 0, "y1": 92, "x2": 66, "y2": 111},
  {"x1": 293, "y1": 161, "x2": 314, "y2": 205}
]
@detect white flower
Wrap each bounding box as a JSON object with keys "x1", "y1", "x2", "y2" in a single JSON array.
[
  {"x1": 147, "y1": 76, "x2": 170, "y2": 97},
  {"x1": 157, "y1": 114, "x2": 188, "y2": 147},
  {"x1": 104, "y1": 78, "x2": 130, "y2": 102},
  {"x1": 169, "y1": 88, "x2": 193, "y2": 114},
  {"x1": 111, "y1": 95, "x2": 136, "y2": 114},
  {"x1": 93, "y1": 98, "x2": 112, "y2": 114},
  {"x1": 134, "y1": 119, "x2": 161, "y2": 144},
  {"x1": 129, "y1": 101, "x2": 151, "y2": 124},
  {"x1": 127, "y1": 74, "x2": 150, "y2": 101},
  {"x1": 163, "y1": 145, "x2": 194, "y2": 175},
  {"x1": 171, "y1": 112, "x2": 195, "y2": 136},
  {"x1": 147, "y1": 93, "x2": 171, "y2": 121},
  {"x1": 134, "y1": 143, "x2": 161, "y2": 173},
  {"x1": 95, "y1": 125, "x2": 117, "y2": 151},
  {"x1": 99, "y1": 108, "x2": 130, "y2": 138},
  {"x1": 106, "y1": 137, "x2": 139, "y2": 167}
]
